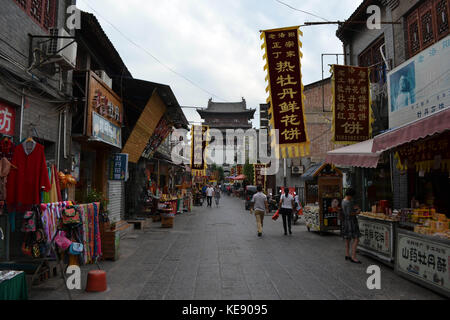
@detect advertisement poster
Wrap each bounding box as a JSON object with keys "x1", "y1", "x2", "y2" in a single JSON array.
[
  {"x1": 388, "y1": 35, "x2": 450, "y2": 129},
  {"x1": 331, "y1": 65, "x2": 371, "y2": 144},
  {"x1": 358, "y1": 217, "x2": 393, "y2": 257},
  {"x1": 261, "y1": 26, "x2": 310, "y2": 158},
  {"x1": 92, "y1": 112, "x2": 122, "y2": 148},
  {"x1": 109, "y1": 153, "x2": 129, "y2": 181},
  {"x1": 396, "y1": 231, "x2": 450, "y2": 296}
]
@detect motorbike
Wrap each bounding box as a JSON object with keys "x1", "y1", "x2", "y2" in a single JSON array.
[{"x1": 267, "y1": 194, "x2": 278, "y2": 213}]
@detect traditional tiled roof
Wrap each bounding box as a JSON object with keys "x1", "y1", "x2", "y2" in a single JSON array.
[{"x1": 198, "y1": 98, "x2": 256, "y2": 115}]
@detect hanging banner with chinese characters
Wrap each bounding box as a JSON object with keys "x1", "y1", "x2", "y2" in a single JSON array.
[
  {"x1": 236, "y1": 165, "x2": 243, "y2": 176},
  {"x1": 254, "y1": 164, "x2": 267, "y2": 191},
  {"x1": 231, "y1": 166, "x2": 236, "y2": 176},
  {"x1": 394, "y1": 131, "x2": 450, "y2": 173},
  {"x1": 261, "y1": 26, "x2": 310, "y2": 158},
  {"x1": 109, "y1": 153, "x2": 129, "y2": 181},
  {"x1": 0, "y1": 101, "x2": 15, "y2": 136},
  {"x1": 142, "y1": 117, "x2": 172, "y2": 159},
  {"x1": 190, "y1": 125, "x2": 209, "y2": 176},
  {"x1": 331, "y1": 65, "x2": 373, "y2": 144}
]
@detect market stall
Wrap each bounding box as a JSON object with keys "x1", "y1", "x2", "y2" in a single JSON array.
[{"x1": 302, "y1": 163, "x2": 343, "y2": 235}]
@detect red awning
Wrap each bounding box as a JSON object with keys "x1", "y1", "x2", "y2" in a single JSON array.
[
  {"x1": 372, "y1": 108, "x2": 450, "y2": 153},
  {"x1": 232, "y1": 174, "x2": 246, "y2": 180},
  {"x1": 325, "y1": 139, "x2": 380, "y2": 168}
]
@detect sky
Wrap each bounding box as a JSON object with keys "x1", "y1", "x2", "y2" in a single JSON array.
[{"x1": 76, "y1": 0, "x2": 362, "y2": 128}]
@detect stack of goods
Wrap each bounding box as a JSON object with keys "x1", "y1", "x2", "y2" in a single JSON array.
[
  {"x1": 413, "y1": 210, "x2": 450, "y2": 239},
  {"x1": 359, "y1": 211, "x2": 400, "y2": 221}
]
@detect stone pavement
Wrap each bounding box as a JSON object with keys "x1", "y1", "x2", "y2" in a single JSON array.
[{"x1": 31, "y1": 195, "x2": 443, "y2": 300}]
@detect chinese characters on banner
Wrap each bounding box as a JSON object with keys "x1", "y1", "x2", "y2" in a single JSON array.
[
  {"x1": 109, "y1": 154, "x2": 129, "y2": 181},
  {"x1": 261, "y1": 27, "x2": 310, "y2": 158},
  {"x1": 190, "y1": 125, "x2": 208, "y2": 176},
  {"x1": 253, "y1": 164, "x2": 267, "y2": 191},
  {"x1": 142, "y1": 118, "x2": 172, "y2": 159},
  {"x1": 0, "y1": 101, "x2": 15, "y2": 136},
  {"x1": 332, "y1": 65, "x2": 372, "y2": 144},
  {"x1": 395, "y1": 131, "x2": 450, "y2": 172},
  {"x1": 236, "y1": 165, "x2": 243, "y2": 176},
  {"x1": 358, "y1": 218, "x2": 393, "y2": 257}
]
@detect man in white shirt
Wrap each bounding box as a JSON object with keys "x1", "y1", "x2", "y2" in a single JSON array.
[
  {"x1": 251, "y1": 185, "x2": 269, "y2": 237},
  {"x1": 206, "y1": 185, "x2": 214, "y2": 207},
  {"x1": 279, "y1": 188, "x2": 295, "y2": 235}
]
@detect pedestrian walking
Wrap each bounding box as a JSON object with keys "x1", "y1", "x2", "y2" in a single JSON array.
[
  {"x1": 279, "y1": 187, "x2": 295, "y2": 235},
  {"x1": 214, "y1": 186, "x2": 221, "y2": 207},
  {"x1": 341, "y1": 188, "x2": 362, "y2": 264},
  {"x1": 206, "y1": 185, "x2": 214, "y2": 207},
  {"x1": 251, "y1": 185, "x2": 269, "y2": 237}
]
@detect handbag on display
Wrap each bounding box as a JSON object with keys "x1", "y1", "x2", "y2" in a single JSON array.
[
  {"x1": 68, "y1": 242, "x2": 84, "y2": 256},
  {"x1": 62, "y1": 206, "x2": 81, "y2": 225},
  {"x1": 21, "y1": 210, "x2": 37, "y2": 232},
  {"x1": 55, "y1": 231, "x2": 72, "y2": 250}
]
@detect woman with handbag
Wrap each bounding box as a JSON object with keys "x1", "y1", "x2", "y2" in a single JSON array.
[{"x1": 279, "y1": 188, "x2": 295, "y2": 236}]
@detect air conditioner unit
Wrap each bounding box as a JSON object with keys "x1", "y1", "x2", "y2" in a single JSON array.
[
  {"x1": 94, "y1": 70, "x2": 113, "y2": 89},
  {"x1": 46, "y1": 28, "x2": 77, "y2": 69},
  {"x1": 291, "y1": 165, "x2": 304, "y2": 175}
]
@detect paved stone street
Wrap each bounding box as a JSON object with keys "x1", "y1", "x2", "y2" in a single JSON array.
[{"x1": 32, "y1": 195, "x2": 442, "y2": 300}]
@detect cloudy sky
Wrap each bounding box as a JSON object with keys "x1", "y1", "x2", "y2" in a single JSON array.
[{"x1": 76, "y1": 0, "x2": 361, "y2": 127}]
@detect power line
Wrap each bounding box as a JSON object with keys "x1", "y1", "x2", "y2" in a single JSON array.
[
  {"x1": 78, "y1": 0, "x2": 229, "y2": 102},
  {"x1": 274, "y1": 0, "x2": 331, "y2": 22}
]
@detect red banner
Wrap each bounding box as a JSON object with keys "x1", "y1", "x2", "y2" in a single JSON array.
[
  {"x1": 236, "y1": 165, "x2": 243, "y2": 176},
  {"x1": 332, "y1": 65, "x2": 372, "y2": 144},
  {"x1": 261, "y1": 26, "x2": 310, "y2": 158},
  {"x1": 254, "y1": 164, "x2": 267, "y2": 191},
  {"x1": 0, "y1": 101, "x2": 16, "y2": 136}
]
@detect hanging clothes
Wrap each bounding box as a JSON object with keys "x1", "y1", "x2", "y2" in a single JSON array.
[
  {"x1": 0, "y1": 157, "x2": 12, "y2": 200},
  {"x1": 7, "y1": 142, "x2": 51, "y2": 211},
  {"x1": 0, "y1": 138, "x2": 15, "y2": 162}
]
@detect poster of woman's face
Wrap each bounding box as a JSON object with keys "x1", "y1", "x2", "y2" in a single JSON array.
[{"x1": 389, "y1": 61, "x2": 416, "y2": 112}]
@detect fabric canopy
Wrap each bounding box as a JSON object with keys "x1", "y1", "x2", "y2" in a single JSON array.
[
  {"x1": 325, "y1": 139, "x2": 381, "y2": 168},
  {"x1": 372, "y1": 108, "x2": 450, "y2": 153},
  {"x1": 232, "y1": 174, "x2": 246, "y2": 180}
]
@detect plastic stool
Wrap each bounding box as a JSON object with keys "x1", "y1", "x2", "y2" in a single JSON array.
[{"x1": 85, "y1": 270, "x2": 107, "y2": 292}]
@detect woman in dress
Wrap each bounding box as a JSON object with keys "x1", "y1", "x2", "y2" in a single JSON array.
[{"x1": 341, "y1": 188, "x2": 362, "y2": 264}]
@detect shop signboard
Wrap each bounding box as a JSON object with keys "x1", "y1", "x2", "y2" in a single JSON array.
[
  {"x1": 87, "y1": 71, "x2": 123, "y2": 148},
  {"x1": 357, "y1": 216, "x2": 395, "y2": 262},
  {"x1": 0, "y1": 101, "x2": 15, "y2": 136},
  {"x1": 331, "y1": 65, "x2": 371, "y2": 144},
  {"x1": 190, "y1": 125, "x2": 208, "y2": 175},
  {"x1": 388, "y1": 35, "x2": 450, "y2": 129},
  {"x1": 92, "y1": 112, "x2": 122, "y2": 148},
  {"x1": 261, "y1": 26, "x2": 310, "y2": 158},
  {"x1": 396, "y1": 229, "x2": 450, "y2": 297},
  {"x1": 254, "y1": 164, "x2": 267, "y2": 190},
  {"x1": 142, "y1": 117, "x2": 172, "y2": 159},
  {"x1": 109, "y1": 153, "x2": 129, "y2": 181}
]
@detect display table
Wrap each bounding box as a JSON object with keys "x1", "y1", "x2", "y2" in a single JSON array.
[
  {"x1": 357, "y1": 215, "x2": 398, "y2": 266},
  {"x1": 0, "y1": 271, "x2": 28, "y2": 300},
  {"x1": 395, "y1": 228, "x2": 450, "y2": 298}
]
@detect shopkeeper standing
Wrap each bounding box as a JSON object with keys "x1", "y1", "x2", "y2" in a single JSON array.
[{"x1": 341, "y1": 188, "x2": 362, "y2": 264}]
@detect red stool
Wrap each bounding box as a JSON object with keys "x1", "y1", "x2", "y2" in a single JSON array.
[{"x1": 85, "y1": 270, "x2": 107, "y2": 292}]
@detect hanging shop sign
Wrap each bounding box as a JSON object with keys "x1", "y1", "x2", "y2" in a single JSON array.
[
  {"x1": 87, "y1": 71, "x2": 123, "y2": 147},
  {"x1": 261, "y1": 26, "x2": 310, "y2": 158},
  {"x1": 122, "y1": 90, "x2": 167, "y2": 163},
  {"x1": 254, "y1": 164, "x2": 267, "y2": 190},
  {"x1": 0, "y1": 101, "x2": 15, "y2": 136},
  {"x1": 231, "y1": 167, "x2": 236, "y2": 176},
  {"x1": 395, "y1": 131, "x2": 450, "y2": 172},
  {"x1": 331, "y1": 65, "x2": 372, "y2": 144},
  {"x1": 357, "y1": 216, "x2": 395, "y2": 263},
  {"x1": 142, "y1": 117, "x2": 172, "y2": 159},
  {"x1": 396, "y1": 229, "x2": 450, "y2": 298},
  {"x1": 388, "y1": 35, "x2": 450, "y2": 129},
  {"x1": 109, "y1": 153, "x2": 129, "y2": 181},
  {"x1": 92, "y1": 112, "x2": 122, "y2": 148},
  {"x1": 236, "y1": 165, "x2": 243, "y2": 176},
  {"x1": 190, "y1": 125, "x2": 209, "y2": 176}
]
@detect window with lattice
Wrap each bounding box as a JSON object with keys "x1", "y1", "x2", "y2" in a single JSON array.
[
  {"x1": 12, "y1": 0, "x2": 56, "y2": 31},
  {"x1": 358, "y1": 37, "x2": 386, "y2": 84},
  {"x1": 406, "y1": 0, "x2": 450, "y2": 58}
]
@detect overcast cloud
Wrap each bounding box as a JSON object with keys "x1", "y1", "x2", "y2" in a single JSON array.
[{"x1": 76, "y1": 0, "x2": 361, "y2": 127}]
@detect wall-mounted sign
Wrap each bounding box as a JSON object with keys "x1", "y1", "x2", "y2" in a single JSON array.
[
  {"x1": 261, "y1": 26, "x2": 310, "y2": 158},
  {"x1": 331, "y1": 65, "x2": 372, "y2": 144},
  {"x1": 92, "y1": 112, "x2": 122, "y2": 148},
  {"x1": 87, "y1": 71, "x2": 123, "y2": 146},
  {"x1": 388, "y1": 35, "x2": 450, "y2": 129},
  {"x1": 109, "y1": 153, "x2": 129, "y2": 181},
  {"x1": 0, "y1": 101, "x2": 15, "y2": 136}
]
